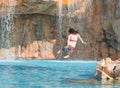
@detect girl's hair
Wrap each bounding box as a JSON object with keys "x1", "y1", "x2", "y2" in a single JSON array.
[
  {"x1": 68, "y1": 28, "x2": 75, "y2": 34},
  {"x1": 74, "y1": 30, "x2": 78, "y2": 34},
  {"x1": 68, "y1": 28, "x2": 78, "y2": 34}
]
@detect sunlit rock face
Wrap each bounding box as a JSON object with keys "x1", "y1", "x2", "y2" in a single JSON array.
[
  {"x1": 0, "y1": 0, "x2": 24, "y2": 6},
  {"x1": 0, "y1": 0, "x2": 120, "y2": 59},
  {"x1": 56, "y1": 0, "x2": 84, "y2": 5}
]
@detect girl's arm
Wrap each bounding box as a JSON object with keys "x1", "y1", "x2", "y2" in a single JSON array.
[
  {"x1": 78, "y1": 34, "x2": 87, "y2": 45},
  {"x1": 66, "y1": 35, "x2": 71, "y2": 47}
]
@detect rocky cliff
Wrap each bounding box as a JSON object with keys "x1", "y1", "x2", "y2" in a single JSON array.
[{"x1": 0, "y1": 0, "x2": 120, "y2": 60}]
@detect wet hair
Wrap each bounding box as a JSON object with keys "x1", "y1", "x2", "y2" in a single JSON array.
[
  {"x1": 74, "y1": 30, "x2": 78, "y2": 34},
  {"x1": 68, "y1": 28, "x2": 75, "y2": 34}
]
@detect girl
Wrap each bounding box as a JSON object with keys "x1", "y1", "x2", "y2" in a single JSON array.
[{"x1": 57, "y1": 28, "x2": 87, "y2": 58}]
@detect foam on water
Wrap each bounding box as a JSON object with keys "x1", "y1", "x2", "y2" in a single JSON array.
[
  {"x1": 0, "y1": 58, "x2": 98, "y2": 63},
  {"x1": 0, "y1": 58, "x2": 98, "y2": 69},
  {"x1": 44, "y1": 60, "x2": 98, "y2": 63}
]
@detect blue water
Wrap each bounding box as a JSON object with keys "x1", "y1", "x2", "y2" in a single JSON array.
[{"x1": 0, "y1": 59, "x2": 120, "y2": 88}]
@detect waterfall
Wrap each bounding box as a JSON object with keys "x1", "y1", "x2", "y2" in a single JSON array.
[
  {"x1": 57, "y1": 0, "x2": 63, "y2": 57},
  {"x1": 0, "y1": 0, "x2": 15, "y2": 59},
  {"x1": 57, "y1": 0, "x2": 93, "y2": 37},
  {"x1": 58, "y1": 0, "x2": 63, "y2": 37},
  {"x1": 67, "y1": 0, "x2": 75, "y2": 17}
]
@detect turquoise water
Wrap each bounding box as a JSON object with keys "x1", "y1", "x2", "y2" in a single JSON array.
[{"x1": 0, "y1": 59, "x2": 120, "y2": 88}]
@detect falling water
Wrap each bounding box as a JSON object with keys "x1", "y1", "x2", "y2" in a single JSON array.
[
  {"x1": 67, "y1": 0, "x2": 75, "y2": 17},
  {"x1": 57, "y1": 0, "x2": 93, "y2": 36},
  {"x1": 58, "y1": 0, "x2": 63, "y2": 36},
  {"x1": 0, "y1": 0, "x2": 15, "y2": 58},
  {"x1": 57, "y1": 0, "x2": 63, "y2": 57}
]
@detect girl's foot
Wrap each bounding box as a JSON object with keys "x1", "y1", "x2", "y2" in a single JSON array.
[
  {"x1": 57, "y1": 50, "x2": 61, "y2": 54},
  {"x1": 64, "y1": 55, "x2": 70, "y2": 58}
]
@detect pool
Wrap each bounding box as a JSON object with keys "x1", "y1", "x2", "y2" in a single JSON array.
[{"x1": 0, "y1": 59, "x2": 120, "y2": 88}]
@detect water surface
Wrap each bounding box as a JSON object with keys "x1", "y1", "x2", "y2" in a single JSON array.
[{"x1": 0, "y1": 59, "x2": 120, "y2": 88}]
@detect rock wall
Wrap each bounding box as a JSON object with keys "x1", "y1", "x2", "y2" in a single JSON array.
[
  {"x1": 0, "y1": 0, "x2": 120, "y2": 60},
  {"x1": 89, "y1": 0, "x2": 120, "y2": 59},
  {"x1": 0, "y1": 14, "x2": 58, "y2": 59}
]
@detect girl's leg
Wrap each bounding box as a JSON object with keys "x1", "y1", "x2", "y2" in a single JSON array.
[
  {"x1": 57, "y1": 46, "x2": 68, "y2": 54},
  {"x1": 57, "y1": 49, "x2": 61, "y2": 54},
  {"x1": 63, "y1": 46, "x2": 73, "y2": 58},
  {"x1": 63, "y1": 55, "x2": 70, "y2": 58}
]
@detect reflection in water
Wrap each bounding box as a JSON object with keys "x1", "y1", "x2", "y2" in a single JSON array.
[{"x1": 66, "y1": 77, "x2": 120, "y2": 88}]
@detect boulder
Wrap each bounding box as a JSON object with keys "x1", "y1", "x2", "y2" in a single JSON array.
[{"x1": 113, "y1": 62, "x2": 120, "y2": 79}]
